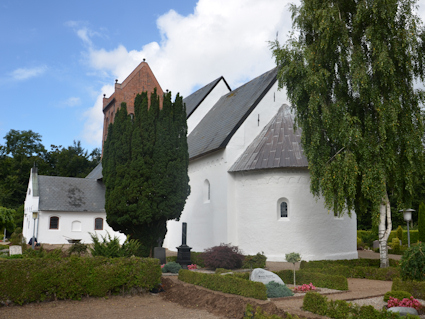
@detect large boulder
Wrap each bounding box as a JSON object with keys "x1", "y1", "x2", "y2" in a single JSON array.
[{"x1": 250, "y1": 268, "x2": 284, "y2": 286}]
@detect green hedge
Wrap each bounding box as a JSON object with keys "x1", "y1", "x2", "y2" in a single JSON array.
[
  {"x1": 392, "y1": 278, "x2": 425, "y2": 300},
  {"x1": 300, "y1": 259, "x2": 399, "y2": 269},
  {"x1": 359, "y1": 230, "x2": 419, "y2": 247},
  {"x1": 178, "y1": 269, "x2": 267, "y2": 300},
  {"x1": 0, "y1": 257, "x2": 161, "y2": 305},
  {"x1": 300, "y1": 265, "x2": 400, "y2": 281},
  {"x1": 302, "y1": 292, "x2": 414, "y2": 318},
  {"x1": 274, "y1": 270, "x2": 348, "y2": 290}
]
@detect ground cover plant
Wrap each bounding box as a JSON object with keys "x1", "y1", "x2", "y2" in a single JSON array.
[
  {"x1": 265, "y1": 281, "x2": 293, "y2": 298},
  {"x1": 162, "y1": 261, "x2": 182, "y2": 273}
]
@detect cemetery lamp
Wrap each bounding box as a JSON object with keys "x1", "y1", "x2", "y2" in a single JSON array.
[
  {"x1": 401, "y1": 209, "x2": 415, "y2": 248},
  {"x1": 32, "y1": 212, "x2": 38, "y2": 250}
]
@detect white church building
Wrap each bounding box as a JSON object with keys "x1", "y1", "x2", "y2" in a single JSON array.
[{"x1": 23, "y1": 62, "x2": 357, "y2": 261}]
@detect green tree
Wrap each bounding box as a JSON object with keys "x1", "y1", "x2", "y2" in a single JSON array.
[
  {"x1": 46, "y1": 141, "x2": 100, "y2": 177},
  {"x1": 419, "y1": 202, "x2": 425, "y2": 242},
  {"x1": 103, "y1": 90, "x2": 190, "y2": 256},
  {"x1": 0, "y1": 206, "x2": 15, "y2": 236},
  {"x1": 272, "y1": 0, "x2": 425, "y2": 267}
]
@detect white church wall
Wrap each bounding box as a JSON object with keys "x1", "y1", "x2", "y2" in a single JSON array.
[
  {"x1": 23, "y1": 170, "x2": 39, "y2": 244},
  {"x1": 187, "y1": 80, "x2": 231, "y2": 134},
  {"x1": 164, "y1": 150, "x2": 228, "y2": 252},
  {"x1": 35, "y1": 211, "x2": 126, "y2": 245},
  {"x1": 232, "y1": 169, "x2": 358, "y2": 261}
]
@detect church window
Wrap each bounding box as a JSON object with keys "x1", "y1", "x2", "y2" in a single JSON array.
[
  {"x1": 280, "y1": 202, "x2": 288, "y2": 218},
  {"x1": 204, "y1": 180, "x2": 210, "y2": 202},
  {"x1": 49, "y1": 216, "x2": 59, "y2": 229},
  {"x1": 95, "y1": 218, "x2": 103, "y2": 230},
  {"x1": 277, "y1": 198, "x2": 289, "y2": 219}
]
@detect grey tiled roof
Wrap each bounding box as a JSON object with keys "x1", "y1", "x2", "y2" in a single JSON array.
[
  {"x1": 85, "y1": 162, "x2": 103, "y2": 180},
  {"x1": 184, "y1": 77, "x2": 231, "y2": 118},
  {"x1": 229, "y1": 104, "x2": 308, "y2": 172},
  {"x1": 188, "y1": 68, "x2": 278, "y2": 160},
  {"x1": 38, "y1": 175, "x2": 105, "y2": 212}
]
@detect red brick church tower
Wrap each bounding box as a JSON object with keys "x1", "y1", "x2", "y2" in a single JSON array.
[{"x1": 102, "y1": 60, "x2": 164, "y2": 149}]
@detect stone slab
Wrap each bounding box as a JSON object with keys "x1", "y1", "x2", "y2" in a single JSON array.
[
  {"x1": 387, "y1": 306, "x2": 418, "y2": 316},
  {"x1": 373, "y1": 240, "x2": 379, "y2": 249},
  {"x1": 9, "y1": 245, "x2": 22, "y2": 256},
  {"x1": 250, "y1": 268, "x2": 284, "y2": 286}
]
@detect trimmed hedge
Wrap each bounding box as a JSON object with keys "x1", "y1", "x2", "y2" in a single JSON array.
[
  {"x1": 303, "y1": 291, "x2": 412, "y2": 318},
  {"x1": 300, "y1": 265, "x2": 400, "y2": 281},
  {"x1": 0, "y1": 257, "x2": 161, "y2": 305},
  {"x1": 300, "y1": 258, "x2": 399, "y2": 269},
  {"x1": 359, "y1": 229, "x2": 419, "y2": 247},
  {"x1": 274, "y1": 270, "x2": 348, "y2": 290},
  {"x1": 392, "y1": 278, "x2": 425, "y2": 300},
  {"x1": 178, "y1": 269, "x2": 267, "y2": 300}
]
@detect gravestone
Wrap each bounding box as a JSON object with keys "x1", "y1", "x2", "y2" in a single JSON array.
[
  {"x1": 154, "y1": 247, "x2": 166, "y2": 265},
  {"x1": 250, "y1": 268, "x2": 284, "y2": 285},
  {"x1": 9, "y1": 245, "x2": 22, "y2": 256},
  {"x1": 387, "y1": 306, "x2": 418, "y2": 316},
  {"x1": 373, "y1": 240, "x2": 379, "y2": 249}
]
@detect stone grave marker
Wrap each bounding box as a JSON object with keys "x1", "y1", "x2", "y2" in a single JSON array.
[
  {"x1": 250, "y1": 268, "x2": 284, "y2": 285},
  {"x1": 387, "y1": 306, "x2": 418, "y2": 316},
  {"x1": 373, "y1": 240, "x2": 379, "y2": 249},
  {"x1": 9, "y1": 245, "x2": 22, "y2": 256},
  {"x1": 153, "y1": 247, "x2": 166, "y2": 265}
]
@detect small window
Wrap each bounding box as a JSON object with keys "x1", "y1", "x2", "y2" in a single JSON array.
[
  {"x1": 49, "y1": 216, "x2": 59, "y2": 229},
  {"x1": 280, "y1": 202, "x2": 288, "y2": 218},
  {"x1": 95, "y1": 218, "x2": 103, "y2": 230}
]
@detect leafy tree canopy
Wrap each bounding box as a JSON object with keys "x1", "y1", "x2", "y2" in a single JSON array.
[
  {"x1": 103, "y1": 89, "x2": 190, "y2": 256},
  {"x1": 272, "y1": 0, "x2": 425, "y2": 266}
]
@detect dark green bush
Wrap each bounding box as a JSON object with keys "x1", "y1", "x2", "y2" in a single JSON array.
[
  {"x1": 383, "y1": 290, "x2": 412, "y2": 302},
  {"x1": 179, "y1": 269, "x2": 267, "y2": 300},
  {"x1": 242, "y1": 253, "x2": 267, "y2": 269},
  {"x1": 400, "y1": 243, "x2": 425, "y2": 281},
  {"x1": 67, "y1": 243, "x2": 88, "y2": 256},
  {"x1": 392, "y1": 278, "x2": 425, "y2": 300},
  {"x1": 402, "y1": 230, "x2": 419, "y2": 246},
  {"x1": 0, "y1": 257, "x2": 161, "y2": 305},
  {"x1": 265, "y1": 281, "x2": 293, "y2": 298},
  {"x1": 23, "y1": 246, "x2": 64, "y2": 259},
  {"x1": 244, "y1": 304, "x2": 300, "y2": 319},
  {"x1": 202, "y1": 243, "x2": 244, "y2": 269},
  {"x1": 90, "y1": 233, "x2": 141, "y2": 257},
  {"x1": 162, "y1": 261, "x2": 182, "y2": 273},
  {"x1": 397, "y1": 226, "x2": 403, "y2": 241},
  {"x1": 275, "y1": 270, "x2": 348, "y2": 290}
]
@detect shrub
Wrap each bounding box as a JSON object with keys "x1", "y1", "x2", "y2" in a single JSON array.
[
  {"x1": 202, "y1": 243, "x2": 244, "y2": 269},
  {"x1": 384, "y1": 290, "x2": 412, "y2": 302},
  {"x1": 400, "y1": 243, "x2": 425, "y2": 281},
  {"x1": 387, "y1": 296, "x2": 423, "y2": 311},
  {"x1": 397, "y1": 225, "x2": 404, "y2": 241},
  {"x1": 242, "y1": 252, "x2": 267, "y2": 269},
  {"x1": 67, "y1": 243, "x2": 88, "y2": 257},
  {"x1": 275, "y1": 270, "x2": 348, "y2": 290},
  {"x1": 294, "y1": 283, "x2": 316, "y2": 293},
  {"x1": 90, "y1": 233, "x2": 141, "y2": 258},
  {"x1": 266, "y1": 281, "x2": 293, "y2": 298},
  {"x1": 190, "y1": 251, "x2": 205, "y2": 268},
  {"x1": 162, "y1": 261, "x2": 182, "y2": 273},
  {"x1": 179, "y1": 269, "x2": 267, "y2": 300},
  {"x1": 392, "y1": 278, "x2": 425, "y2": 300}
]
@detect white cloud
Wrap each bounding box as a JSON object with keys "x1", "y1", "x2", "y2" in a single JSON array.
[
  {"x1": 80, "y1": 0, "x2": 296, "y2": 147},
  {"x1": 60, "y1": 97, "x2": 81, "y2": 108},
  {"x1": 10, "y1": 66, "x2": 47, "y2": 81}
]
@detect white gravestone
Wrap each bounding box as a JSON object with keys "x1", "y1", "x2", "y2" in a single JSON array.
[
  {"x1": 250, "y1": 268, "x2": 284, "y2": 286},
  {"x1": 387, "y1": 306, "x2": 418, "y2": 316},
  {"x1": 9, "y1": 245, "x2": 22, "y2": 256}
]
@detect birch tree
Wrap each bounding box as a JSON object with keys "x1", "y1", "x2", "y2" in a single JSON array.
[{"x1": 272, "y1": 0, "x2": 425, "y2": 267}]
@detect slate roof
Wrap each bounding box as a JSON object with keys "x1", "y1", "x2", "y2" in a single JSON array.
[
  {"x1": 38, "y1": 175, "x2": 105, "y2": 212},
  {"x1": 85, "y1": 162, "x2": 103, "y2": 180},
  {"x1": 184, "y1": 77, "x2": 231, "y2": 118},
  {"x1": 188, "y1": 67, "x2": 278, "y2": 160},
  {"x1": 229, "y1": 104, "x2": 308, "y2": 172}
]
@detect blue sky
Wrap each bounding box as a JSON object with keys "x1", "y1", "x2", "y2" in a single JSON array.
[{"x1": 1, "y1": 0, "x2": 425, "y2": 153}]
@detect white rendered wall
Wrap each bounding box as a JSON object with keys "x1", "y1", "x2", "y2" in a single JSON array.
[
  {"x1": 232, "y1": 169, "x2": 358, "y2": 261},
  {"x1": 187, "y1": 79, "x2": 231, "y2": 134},
  {"x1": 164, "y1": 150, "x2": 229, "y2": 251},
  {"x1": 23, "y1": 170, "x2": 39, "y2": 243},
  {"x1": 34, "y1": 211, "x2": 126, "y2": 245}
]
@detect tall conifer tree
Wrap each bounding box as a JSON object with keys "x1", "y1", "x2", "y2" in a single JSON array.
[{"x1": 103, "y1": 90, "x2": 190, "y2": 256}]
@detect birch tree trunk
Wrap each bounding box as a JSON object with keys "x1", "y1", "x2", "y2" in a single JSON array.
[{"x1": 379, "y1": 193, "x2": 392, "y2": 268}]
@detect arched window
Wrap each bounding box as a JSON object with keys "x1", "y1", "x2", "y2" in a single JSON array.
[
  {"x1": 49, "y1": 216, "x2": 59, "y2": 229},
  {"x1": 71, "y1": 220, "x2": 82, "y2": 231},
  {"x1": 204, "y1": 179, "x2": 210, "y2": 202},
  {"x1": 277, "y1": 198, "x2": 289, "y2": 219},
  {"x1": 95, "y1": 218, "x2": 103, "y2": 230}
]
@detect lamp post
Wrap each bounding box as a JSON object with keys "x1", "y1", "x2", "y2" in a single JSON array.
[
  {"x1": 32, "y1": 212, "x2": 38, "y2": 250},
  {"x1": 401, "y1": 209, "x2": 415, "y2": 248}
]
